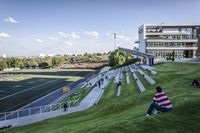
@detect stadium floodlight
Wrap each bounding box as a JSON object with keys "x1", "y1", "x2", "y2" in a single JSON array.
[{"x1": 114, "y1": 33, "x2": 116, "y2": 50}]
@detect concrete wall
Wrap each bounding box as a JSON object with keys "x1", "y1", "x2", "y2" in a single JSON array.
[
  {"x1": 139, "y1": 25, "x2": 146, "y2": 53},
  {"x1": 197, "y1": 28, "x2": 200, "y2": 56}
]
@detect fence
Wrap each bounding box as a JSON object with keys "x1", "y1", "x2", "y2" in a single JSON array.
[{"x1": 0, "y1": 99, "x2": 79, "y2": 122}]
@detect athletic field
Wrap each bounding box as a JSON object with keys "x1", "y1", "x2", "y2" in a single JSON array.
[{"x1": 0, "y1": 69, "x2": 94, "y2": 112}]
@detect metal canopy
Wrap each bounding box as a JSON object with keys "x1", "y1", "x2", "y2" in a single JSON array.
[{"x1": 118, "y1": 47, "x2": 154, "y2": 58}]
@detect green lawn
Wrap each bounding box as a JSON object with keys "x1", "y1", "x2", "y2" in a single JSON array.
[{"x1": 5, "y1": 62, "x2": 200, "y2": 133}]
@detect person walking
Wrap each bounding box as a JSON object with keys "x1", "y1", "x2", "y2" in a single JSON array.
[
  {"x1": 64, "y1": 103, "x2": 67, "y2": 111},
  {"x1": 146, "y1": 86, "x2": 172, "y2": 116},
  {"x1": 98, "y1": 80, "x2": 101, "y2": 88}
]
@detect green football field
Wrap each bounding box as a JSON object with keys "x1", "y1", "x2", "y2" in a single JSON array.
[{"x1": 0, "y1": 69, "x2": 94, "y2": 112}]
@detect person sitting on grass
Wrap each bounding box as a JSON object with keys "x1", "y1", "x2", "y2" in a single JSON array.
[
  {"x1": 117, "y1": 79, "x2": 121, "y2": 87},
  {"x1": 146, "y1": 86, "x2": 172, "y2": 117},
  {"x1": 192, "y1": 79, "x2": 200, "y2": 87}
]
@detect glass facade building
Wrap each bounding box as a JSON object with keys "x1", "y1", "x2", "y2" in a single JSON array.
[{"x1": 138, "y1": 24, "x2": 200, "y2": 60}]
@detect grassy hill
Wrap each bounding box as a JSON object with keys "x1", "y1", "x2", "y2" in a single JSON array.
[{"x1": 5, "y1": 62, "x2": 200, "y2": 133}]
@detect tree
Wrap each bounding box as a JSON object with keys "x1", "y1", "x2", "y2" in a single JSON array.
[
  {"x1": 108, "y1": 50, "x2": 136, "y2": 68},
  {"x1": 38, "y1": 62, "x2": 49, "y2": 68},
  {"x1": 109, "y1": 50, "x2": 127, "y2": 67},
  {"x1": 0, "y1": 59, "x2": 8, "y2": 69},
  {"x1": 52, "y1": 57, "x2": 64, "y2": 66},
  {"x1": 29, "y1": 60, "x2": 38, "y2": 67},
  {"x1": 6, "y1": 58, "x2": 23, "y2": 68}
]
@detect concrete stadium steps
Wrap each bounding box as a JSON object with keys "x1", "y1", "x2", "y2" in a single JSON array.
[
  {"x1": 114, "y1": 68, "x2": 122, "y2": 96},
  {"x1": 125, "y1": 66, "x2": 130, "y2": 85},
  {"x1": 129, "y1": 65, "x2": 145, "y2": 92},
  {"x1": 137, "y1": 69, "x2": 155, "y2": 85},
  {"x1": 132, "y1": 64, "x2": 156, "y2": 85},
  {"x1": 106, "y1": 67, "x2": 138, "y2": 96},
  {"x1": 140, "y1": 64, "x2": 157, "y2": 75},
  {"x1": 116, "y1": 86, "x2": 121, "y2": 96}
]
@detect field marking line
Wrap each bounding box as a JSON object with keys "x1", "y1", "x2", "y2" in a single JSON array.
[
  {"x1": 0, "y1": 70, "x2": 96, "y2": 112},
  {"x1": 0, "y1": 79, "x2": 59, "y2": 101},
  {"x1": 2, "y1": 80, "x2": 69, "y2": 112},
  {"x1": 21, "y1": 70, "x2": 97, "y2": 109},
  {"x1": 71, "y1": 71, "x2": 80, "y2": 75}
]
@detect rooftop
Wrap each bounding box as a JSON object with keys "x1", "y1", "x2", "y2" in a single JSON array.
[{"x1": 144, "y1": 24, "x2": 200, "y2": 28}]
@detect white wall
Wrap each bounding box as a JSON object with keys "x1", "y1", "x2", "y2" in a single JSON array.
[{"x1": 139, "y1": 25, "x2": 146, "y2": 53}]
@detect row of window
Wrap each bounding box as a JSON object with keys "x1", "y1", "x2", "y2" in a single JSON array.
[
  {"x1": 146, "y1": 27, "x2": 194, "y2": 34},
  {"x1": 148, "y1": 50, "x2": 184, "y2": 59},
  {"x1": 163, "y1": 28, "x2": 192, "y2": 33},
  {"x1": 146, "y1": 35, "x2": 195, "y2": 40},
  {"x1": 147, "y1": 50, "x2": 194, "y2": 59},
  {"x1": 146, "y1": 42, "x2": 196, "y2": 47}
]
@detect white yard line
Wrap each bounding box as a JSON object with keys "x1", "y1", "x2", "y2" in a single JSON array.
[
  {"x1": 22, "y1": 71, "x2": 94, "y2": 108},
  {"x1": 0, "y1": 79, "x2": 59, "y2": 101},
  {"x1": 71, "y1": 71, "x2": 81, "y2": 76}
]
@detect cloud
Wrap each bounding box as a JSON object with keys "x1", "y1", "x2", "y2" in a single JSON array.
[
  {"x1": 105, "y1": 32, "x2": 111, "y2": 36},
  {"x1": 105, "y1": 31, "x2": 117, "y2": 38},
  {"x1": 117, "y1": 35, "x2": 130, "y2": 41},
  {"x1": 71, "y1": 32, "x2": 80, "y2": 39},
  {"x1": 58, "y1": 32, "x2": 68, "y2": 38},
  {"x1": 105, "y1": 31, "x2": 130, "y2": 42},
  {"x1": 0, "y1": 32, "x2": 10, "y2": 38},
  {"x1": 49, "y1": 37, "x2": 58, "y2": 41},
  {"x1": 135, "y1": 35, "x2": 138, "y2": 40},
  {"x1": 58, "y1": 32, "x2": 80, "y2": 39},
  {"x1": 64, "y1": 41, "x2": 72, "y2": 46},
  {"x1": 35, "y1": 38, "x2": 43, "y2": 43},
  {"x1": 4, "y1": 17, "x2": 19, "y2": 24},
  {"x1": 121, "y1": 29, "x2": 125, "y2": 33},
  {"x1": 84, "y1": 31, "x2": 99, "y2": 38}
]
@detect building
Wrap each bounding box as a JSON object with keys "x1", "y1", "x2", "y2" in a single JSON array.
[
  {"x1": 138, "y1": 24, "x2": 200, "y2": 60},
  {"x1": 3, "y1": 53, "x2": 6, "y2": 58}
]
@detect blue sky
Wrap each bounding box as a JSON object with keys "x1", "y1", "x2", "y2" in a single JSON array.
[{"x1": 0, "y1": 0, "x2": 200, "y2": 56}]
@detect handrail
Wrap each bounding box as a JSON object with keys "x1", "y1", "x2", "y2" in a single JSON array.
[{"x1": 0, "y1": 98, "x2": 80, "y2": 122}]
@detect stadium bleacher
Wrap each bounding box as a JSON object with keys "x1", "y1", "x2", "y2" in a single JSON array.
[{"x1": 0, "y1": 64, "x2": 156, "y2": 128}]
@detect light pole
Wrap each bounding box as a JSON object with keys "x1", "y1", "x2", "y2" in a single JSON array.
[{"x1": 114, "y1": 33, "x2": 116, "y2": 50}]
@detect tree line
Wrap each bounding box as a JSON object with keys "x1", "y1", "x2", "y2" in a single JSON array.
[{"x1": 0, "y1": 53, "x2": 109, "y2": 70}]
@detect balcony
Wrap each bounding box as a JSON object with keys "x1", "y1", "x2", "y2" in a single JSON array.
[
  {"x1": 146, "y1": 47, "x2": 198, "y2": 50},
  {"x1": 146, "y1": 39, "x2": 198, "y2": 43},
  {"x1": 146, "y1": 32, "x2": 191, "y2": 36}
]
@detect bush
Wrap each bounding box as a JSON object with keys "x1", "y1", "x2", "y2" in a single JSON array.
[{"x1": 108, "y1": 50, "x2": 139, "y2": 68}]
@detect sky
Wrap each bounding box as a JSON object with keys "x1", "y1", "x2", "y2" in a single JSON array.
[{"x1": 0, "y1": 0, "x2": 200, "y2": 57}]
